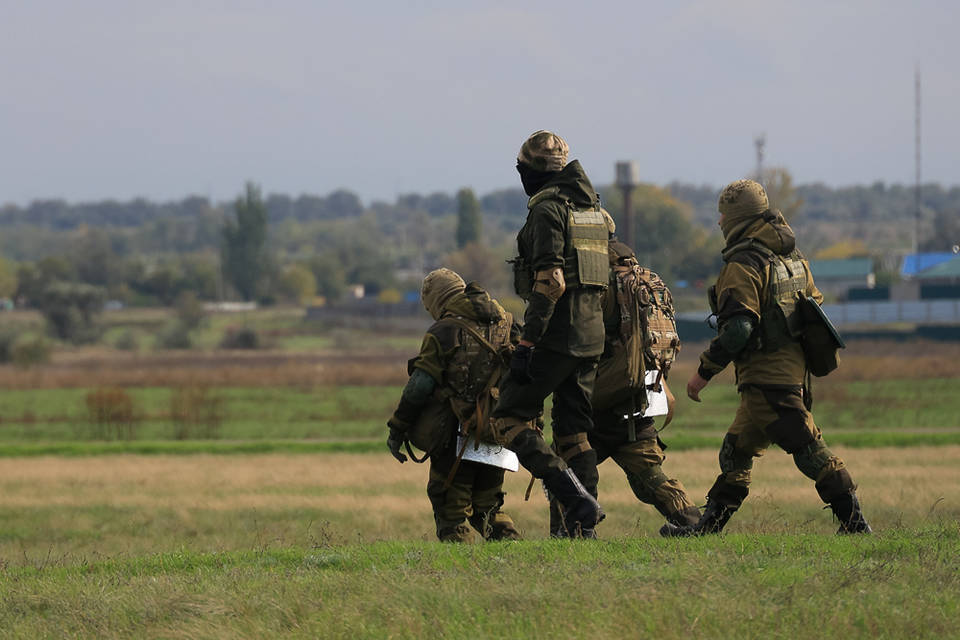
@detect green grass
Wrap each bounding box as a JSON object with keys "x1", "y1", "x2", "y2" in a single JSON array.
[
  {"x1": 1, "y1": 377, "x2": 959, "y2": 452},
  {"x1": 1, "y1": 528, "x2": 957, "y2": 639}
]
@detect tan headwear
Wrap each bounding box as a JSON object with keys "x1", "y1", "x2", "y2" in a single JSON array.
[
  {"x1": 517, "y1": 130, "x2": 569, "y2": 172},
  {"x1": 718, "y1": 179, "x2": 768, "y2": 218},
  {"x1": 421, "y1": 268, "x2": 466, "y2": 320},
  {"x1": 718, "y1": 179, "x2": 769, "y2": 240}
]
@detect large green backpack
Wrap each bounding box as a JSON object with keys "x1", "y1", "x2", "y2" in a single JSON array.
[{"x1": 593, "y1": 258, "x2": 680, "y2": 415}]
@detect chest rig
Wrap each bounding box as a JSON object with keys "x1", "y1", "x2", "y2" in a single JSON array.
[
  {"x1": 723, "y1": 239, "x2": 808, "y2": 353},
  {"x1": 512, "y1": 188, "x2": 609, "y2": 298}
]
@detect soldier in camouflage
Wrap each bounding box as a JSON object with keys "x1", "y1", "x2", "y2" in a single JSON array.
[
  {"x1": 492, "y1": 130, "x2": 607, "y2": 537},
  {"x1": 548, "y1": 234, "x2": 701, "y2": 535},
  {"x1": 662, "y1": 179, "x2": 871, "y2": 536},
  {"x1": 387, "y1": 269, "x2": 521, "y2": 542}
]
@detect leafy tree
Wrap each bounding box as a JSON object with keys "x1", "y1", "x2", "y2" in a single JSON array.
[
  {"x1": 278, "y1": 264, "x2": 317, "y2": 305},
  {"x1": 0, "y1": 256, "x2": 17, "y2": 299},
  {"x1": 308, "y1": 254, "x2": 347, "y2": 302},
  {"x1": 444, "y1": 243, "x2": 511, "y2": 295},
  {"x1": 760, "y1": 167, "x2": 804, "y2": 222},
  {"x1": 222, "y1": 182, "x2": 269, "y2": 301},
  {"x1": 920, "y1": 209, "x2": 960, "y2": 252},
  {"x1": 35, "y1": 282, "x2": 106, "y2": 343},
  {"x1": 14, "y1": 257, "x2": 73, "y2": 307},
  {"x1": 813, "y1": 240, "x2": 870, "y2": 260},
  {"x1": 456, "y1": 188, "x2": 482, "y2": 248}
]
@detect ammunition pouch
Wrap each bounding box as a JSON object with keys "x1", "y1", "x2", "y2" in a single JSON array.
[
  {"x1": 798, "y1": 294, "x2": 845, "y2": 376},
  {"x1": 407, "y1": 393, "x2": 458, "y2": 458},
  {"x1": 509, "y1": 256, "x2": 534, "y2": 300}
]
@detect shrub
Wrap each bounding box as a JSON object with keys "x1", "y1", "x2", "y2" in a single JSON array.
[
  {"x1": 157, "y1": 322, "x2": 192, "y2": 350},
  {"x1": 113, "y1": 330, "x2": 140, "y2": 352},
  {"x1": 85, "y1": 387, "x2": 137, "y2": 440},
  {"x1": 170, "y1": 386, "x2": 223, "y2": 439},
  {"x1": 11, "y1": 335, "x2": 51, "y2": 368},
  {"x1": 219, "y1": 327, "x2": 259, "y2": 350}
]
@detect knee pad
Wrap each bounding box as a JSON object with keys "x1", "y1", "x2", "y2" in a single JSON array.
[
  {"x1": 719, "y1": 433, "x2": 754, "y2": 477},
  {"x1": 793, "y1": 438, "x2": 836, "y2": 481}
]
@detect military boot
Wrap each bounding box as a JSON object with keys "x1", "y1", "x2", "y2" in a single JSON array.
[
  {"x1": 830, "y1": 491, "x2": 872, "y2": 534},
  {"x1": 437, "y1": 523, "x2": 475, "y2": 543},
  {"x1": 659, "y1": 500, "x2": 737, "y2": 537},
  {"x1": 543, "y1": 468, "x2": 605, "y2": 538}
]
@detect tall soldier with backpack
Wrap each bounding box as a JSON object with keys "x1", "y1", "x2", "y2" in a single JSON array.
[{"x1": 548, "y1": 221, "x2": 701, "y2": 536}]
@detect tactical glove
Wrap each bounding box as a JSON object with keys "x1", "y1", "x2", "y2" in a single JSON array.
[
  {"x1": 510, "y1": 343, "x2": 534, "y2": 384},
  {"x1": 386, "y1": 426, "x2": 408, "y2": 464}
]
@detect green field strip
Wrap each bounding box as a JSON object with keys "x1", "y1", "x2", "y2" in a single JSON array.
[{"x1": 2, "y1": 428, "x2": 960, "y2": 457}]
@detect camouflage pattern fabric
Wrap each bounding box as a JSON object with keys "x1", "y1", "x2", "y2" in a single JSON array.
[{"x1": 517, "y1": 130, "x2": 569, "y2": 172}]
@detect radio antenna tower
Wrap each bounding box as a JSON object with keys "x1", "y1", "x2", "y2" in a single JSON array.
[
  {"x1": 913, "y1": 68, "x2": 922, "y2": 254},
  {"x1": 754, "y1": 134, "x2": 766, "y2": 184}
]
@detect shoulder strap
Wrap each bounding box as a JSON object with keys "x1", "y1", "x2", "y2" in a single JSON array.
[
  {"x1": 440, "y1": 316, "x2": 501, "y2": 356},
  {"x1": 721, "y1": 237, "x2": 776, "y2": 263}
]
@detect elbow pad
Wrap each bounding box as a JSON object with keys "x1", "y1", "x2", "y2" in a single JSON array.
[
  {"x1": 533, "y1": 268, "x2": 565, "y2": 302},
  {"x1": 401, "y1": 368, "x2": 438, "y2": 406},
  {"x1": 718, "y1": 315, "x2": 755, "y2": 355}
]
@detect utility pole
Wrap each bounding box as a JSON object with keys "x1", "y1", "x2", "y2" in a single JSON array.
[
  {"x1": 754, "y1": 134, "x2": 766, "y2": 184},
  {"x1": 615, "y1": 161, "x2": 640, "y2": 251},
  {"x1": 914, "y1": 68, "x2": 922, "y2": 255}
]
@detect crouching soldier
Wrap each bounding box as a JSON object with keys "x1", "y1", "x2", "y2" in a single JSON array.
[
  {"x1": 386, "y1": 268, "x2": 521, "y2": 542},
  {"x1": 549, "y1": 233, "x2": 701, "y2": 536}
]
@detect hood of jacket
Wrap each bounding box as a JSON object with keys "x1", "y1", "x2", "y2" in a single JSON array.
[
  {"x1": 538, "y1": 160, "x2": 599, "y2": 209},
  {"x1": 440, "y1": 283, "x2": 506, "y2": 324},
  {"x1": 722, "y1": 209, "x2": 797, "y2": 258}
]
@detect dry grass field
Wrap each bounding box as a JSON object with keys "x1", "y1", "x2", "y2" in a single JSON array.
[{"x1": 1, "y1": 446, "x2": 957, "y2": 564}]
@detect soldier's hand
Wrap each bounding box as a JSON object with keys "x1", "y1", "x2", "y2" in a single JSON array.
[
  {"x1": 510, "y1": 343, "x2": 535, "y2": 384},
  {"x1": 386, "y1": 428, "x2": 408, "y2": 463},
  {"x1": 686, "y1": 372, "x2": 709, "y2": 402}
]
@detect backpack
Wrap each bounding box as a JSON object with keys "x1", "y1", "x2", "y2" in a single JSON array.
[{"x1": 593, "y1": 259, "x2": 680, "y2": 415}]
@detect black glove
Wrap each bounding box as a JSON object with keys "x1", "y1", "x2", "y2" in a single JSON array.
[
  {"x1": 386, "y1": 426, "x2": 408, "y2": 463},
  {"x1": 510, "y1": 343, "x2": 535, "y2": 384}
]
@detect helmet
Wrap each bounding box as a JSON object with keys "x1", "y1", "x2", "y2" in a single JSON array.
[{"x1": 517, "y1": 130, "x2": 569, "y2": 172}]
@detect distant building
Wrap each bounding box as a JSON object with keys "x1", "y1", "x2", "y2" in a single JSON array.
[
  {"x1": 808, "y1": 258, "x2": 875, "y2": 299},
  {"x1": 901, "y1": 252, "x2": 958, "y2": 279}
]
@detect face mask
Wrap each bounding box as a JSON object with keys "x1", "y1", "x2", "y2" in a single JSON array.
[{"x1": 516, "y1": 163, "x2": 557, "y2": 197}]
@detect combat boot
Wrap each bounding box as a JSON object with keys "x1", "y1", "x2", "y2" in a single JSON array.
[
  {"x1": 830, "y1": 491, "x2": 872, "y2": 534},
  {"x1": 659, "y1": 500, "x2": 736, "y2": 537},
  {"x1": 543, "y1": 468, "x2": 605, "y2": 537},
  {"x1": 437, "y1": 523, "x2": 475, "y2": 543}
]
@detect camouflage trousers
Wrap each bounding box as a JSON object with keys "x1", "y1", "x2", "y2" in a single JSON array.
[
  {"x1": 706, "y1": 384, "x2": 855, "y2": 509},
  {"x1": 427, "y1": 437, "x2": 520, "y2": 543}
]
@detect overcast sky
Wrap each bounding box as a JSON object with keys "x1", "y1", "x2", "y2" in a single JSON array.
[{"x1": 1, "y1": 0, "x2": 956, "y2": 206}]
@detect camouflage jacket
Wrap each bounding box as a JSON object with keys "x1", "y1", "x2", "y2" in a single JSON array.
[
  {"x1": 699, "y1": 213, "x2": 824, "y2": 386},
  {"x1": 516, "y1": 160, "x2": 606, "y2": 357},
  {"x1": 410, "y1": 284, "x2": 519, "y2": 420}
]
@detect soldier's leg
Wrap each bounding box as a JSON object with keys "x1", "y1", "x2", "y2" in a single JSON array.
[
  {"x1": 469, "y1": 463, "x2": 521, "y2": 541},
  {"x1": 548, "y1": 432, "x2": 599, "y2": 537},
  {"x1": 755, "y1": 385, "x2": 870, "y2": 532},
  {"x1": 549, "y1": 355, "x2": 604, "y2": 537},
  {"x1": 612, "y1": 433, "x2": 700, "y2": 527},
  {"x1": 493, "y1": 350, "x2": 604, "y2": 535},
  {"x1": 662, "y1": 390, "x2": 768, "y2": 537},
  {"x1": 427, "y1": 444, "x2": 477, "y2": 542}
]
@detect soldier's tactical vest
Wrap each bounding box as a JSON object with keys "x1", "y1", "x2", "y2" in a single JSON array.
[
  {"x1": 722, "y1": 238, "x2": 807, "y2": 353},
  {"x1": 512, "y1": 188, "x2": 609, "y2": 298},
  {"x1": 437, "y1": 310, "x2": 513, "y2": 431}
]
